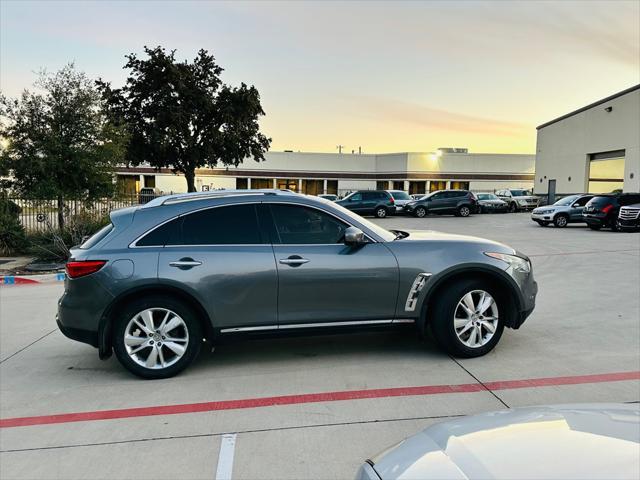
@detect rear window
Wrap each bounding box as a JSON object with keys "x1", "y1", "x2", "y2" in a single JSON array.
[
  {"x1": 79, "y1": 224, "x2": 113, "y2": 249},
  {"x1": 588, "y1": 196, "x2": 616, "y2": 207}
]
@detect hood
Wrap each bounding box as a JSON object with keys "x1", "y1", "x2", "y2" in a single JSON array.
[
  {"x1": 394, "y1": 230, "x2": 514, "y2": 254},
  {"x1": 371, "y1": 404, "x2": 640, "y2": 480}
]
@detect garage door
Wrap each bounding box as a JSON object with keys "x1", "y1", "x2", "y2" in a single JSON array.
[{"x1": 588, "y1": 150, "x2": 625, "y2": 193}]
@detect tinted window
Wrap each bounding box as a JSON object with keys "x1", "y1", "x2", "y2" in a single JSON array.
[
  {"x1": 79, "y1": 224, "x2": 113, "y2": 249},
  {"x1": 574, "y1": 196, "x2": 593, "y2": 207},
  {"x1": 450, "y1": 191, "x2": 466, "y2": 198},
  {"x1": 620, "y1": 194, "x2": 640, "y2": 206},
  {"x1": 270, "y1": 204, "x2": 348, "y2": 244},
  {"x1": 348, "y1": 193, "x2": 362, "y2": 202},
  {"x1": 587, "y1": 196, "x2": 615, "y2": 207},
  {"x1": 510, "y1": 190, "x2": 531, "y2": 197},
  {"x1": 180, "y1": 204, "x2": 261, "y2": 245}
]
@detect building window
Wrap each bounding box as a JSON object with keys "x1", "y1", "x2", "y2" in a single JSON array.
[
  {"x1": 450, "y1": 181, "x2": 469, "y2": 190},
  {"x1": 392, "y1": 181, "x2": 404, "y2": 190},
  {"x1": 276, "y1": 178, "x2": 298, "y2": 192},
  {"x1": 429, "y1": 180, "x2": 447, "y2": 192},
  {"x1": 326, "y1": 180, "x2": 338, "y2": 195},
  {"x1": 409, "y1": 181, "x2": 426, "y2": 195},
  {"x1": 251, "y1": 178, "x2": 272, "y2": 189},
  {"x1": 143, "y1": 175, "x2": 156, "y2": 188},
  {"x1": 117, "y1": 175, "x2": 139, "y2": 195},
  {"x1": 302, "y1": 179, "x2": 323, "y2": 195},
  {"x1": 588, "y1": 151, "x2": 625, "y2": 193},
  {"x1": 236, "y1": 178, "x2": 248, "y2": 189},
  {"x1": 376, "y1": 181, "x2": 389, "y2": 190}
]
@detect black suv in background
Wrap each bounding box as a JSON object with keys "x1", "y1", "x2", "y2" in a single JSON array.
[
  {"x1": 617, "y1": 203, "x2": 640, "y2": 231},
  {"x1": 583, "y1": 193, "x2": 640, "y2": 231},
  {"x1": 335, "y1": 190, "x2": 395, "y2": 218},
  {"x1": 403, "y1": 190, "x2": 477, "y2": 218}
]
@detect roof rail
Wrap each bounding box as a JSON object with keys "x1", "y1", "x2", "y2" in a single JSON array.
[{"x1": 141, "y1": 189, "x2": 297, "y2": 208}]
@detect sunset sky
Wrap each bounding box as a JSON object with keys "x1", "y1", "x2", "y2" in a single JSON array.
[{"x1": 1, "y1": 0, "x2": 639, "y2": 155}]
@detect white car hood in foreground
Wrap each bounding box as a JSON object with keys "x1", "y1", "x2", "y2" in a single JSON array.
[{"x1": 370, "y1": 404, "x2": 640, "y2": 480}]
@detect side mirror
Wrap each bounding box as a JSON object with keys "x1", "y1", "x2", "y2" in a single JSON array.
[{"x1": 344, "y1": 226, "x2": 366, "y2": 246}]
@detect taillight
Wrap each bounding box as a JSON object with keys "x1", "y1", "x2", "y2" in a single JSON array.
[
  {"x1": 65, "y1": 260, "x2": 107, "y2": 279},
  {"x1": 389, "y1": 197, "x2": 395, "y2": 204},
  {"x1": 601, "y1": 204, "x2": 614, "y2": 214}
]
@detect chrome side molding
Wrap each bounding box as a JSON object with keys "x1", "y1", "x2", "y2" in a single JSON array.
[
  {"x1": 404, "y1": 273, "x2": 432, "y2": 312},
  {"x1": 220, "y1": 318, "x2": 414, "y2": 334}
]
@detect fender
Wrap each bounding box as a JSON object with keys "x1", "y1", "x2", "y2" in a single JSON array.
[
  {"x1": 417, "y1": 263, "x2": 524, "y2": 331},
  {"x1": 97, "y1": 283, "x2": 214, "y2": 359}
]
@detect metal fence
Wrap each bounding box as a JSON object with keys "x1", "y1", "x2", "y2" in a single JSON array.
[{"x1": 1, "y1": 194, "x2": 159, "y2": 232}]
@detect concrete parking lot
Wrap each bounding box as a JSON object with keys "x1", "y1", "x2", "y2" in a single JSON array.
[{"x1": 1, "y1": 213, "x2": 639, "y2": 480}]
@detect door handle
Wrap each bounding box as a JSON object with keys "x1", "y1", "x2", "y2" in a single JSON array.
[
  {"x1": 279, "y1": 256, "x2": 310, "y2": 266},
  {"x1": 169, "y1": 258, "x2": 202, "y2": 269}
]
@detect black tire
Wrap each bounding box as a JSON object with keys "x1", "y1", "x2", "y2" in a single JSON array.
[
  {"x1": 509, "y1": 203, "x2": 518, "y2": 213},
  {"x1": 374, "y1": 206, "x2": 387, "y2": 218},
  {"x1": 113, "y1": 295, "x2": 203, "y2": 379},
  {"x1": 588, "y1": 224, "x2": 601, "y2": 231},
  {"x1": 457, "y1": 205, "x2": 471, "y2": 217},
  {"x1": 429, "y1": 278, "x2": 506, "y2": 358},
  {"x1": 535, "y1": 220, "x2": 549, "y2": 227},
  {"x1": 414, "y1": 206, "x2": 427, "y2": 218},
  {"x1": 553, "y1": 214, "x2": 569, "y2": 228}
]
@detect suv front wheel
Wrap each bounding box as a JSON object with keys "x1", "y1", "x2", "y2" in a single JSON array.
[
  {"x1": 430, "y1": 279, "x2": 505, "y2": 357},
  {"x1": 113, "y1": 296, "x2": 202, "y2": 379}
]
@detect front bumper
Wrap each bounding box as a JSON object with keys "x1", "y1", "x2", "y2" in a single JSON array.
[
  {"x1": 480, "y1": 203, "x2": 508, "y2": 213},
  {"x1": 617, "y1": 218, "x2": 640, "y2": 231},
  {"x1": 531, "y1": 211, "x2": 554, "y2": 221}
]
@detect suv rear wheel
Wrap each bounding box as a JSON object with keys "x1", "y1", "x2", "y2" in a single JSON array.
[
  {"x1": 456, "y1": 205, "x2": 471, "y2": 217},
  {"x1": 113, "y1": 296, "x2": 202, "y2": 379},
  {"x1": 430, "y1": 279, "x2": 505, "y2": 357},
  {"x1": 374, "y1": 206, "x2": 387, "y2": 218}
]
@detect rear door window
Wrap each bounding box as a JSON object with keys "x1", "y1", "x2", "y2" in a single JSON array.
[
  {"x1": 181, "y1": 204, "x2": 261, "y2": 245},
  {"x1": 269, "y1": 204, "x2": 348, "y2": 244}
]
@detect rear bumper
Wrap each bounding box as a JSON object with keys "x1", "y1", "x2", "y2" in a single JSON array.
[{"x1": 56, "y1": 315, "x2": 98, "y2": 348}]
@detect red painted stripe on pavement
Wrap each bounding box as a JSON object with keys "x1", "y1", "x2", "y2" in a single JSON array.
[{"x1": 1, "y1": 370, "x2": 638, "y2": 429}]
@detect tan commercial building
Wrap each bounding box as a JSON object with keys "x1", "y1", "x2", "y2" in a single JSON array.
[
  {"x1": 535, "y1": 84, "x2": 640, "y2": 197},
  {"x1": 116, "y1": 149, "x2": 535, "y2": 196}
]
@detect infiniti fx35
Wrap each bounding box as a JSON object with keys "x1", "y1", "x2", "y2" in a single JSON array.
[{"x1": 57, "y1": 190, "x2": 537, "y2": 378}]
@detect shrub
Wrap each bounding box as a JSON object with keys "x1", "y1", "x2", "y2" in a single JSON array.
[{"x1": 0, "y1": 197, "x2": 27, "y2": 255}]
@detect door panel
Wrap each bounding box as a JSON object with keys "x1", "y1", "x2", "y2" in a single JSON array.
[
  {"x1": 159, "y1": 246, "x2": 278, "y2": 328},
  {"x1": 274, "y1": 244, "x2": 398, "y2": 324}
]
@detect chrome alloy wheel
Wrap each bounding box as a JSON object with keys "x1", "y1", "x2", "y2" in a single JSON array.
[
  {"x1": 124, "y1": 308, "x2": 189, "y2": 369},
  {"x1": 459, "y1": 206, "x2": 470, "y2": 217},
  {"x1": 453, "y1": 290, "x2": 499, "y2": 348}
]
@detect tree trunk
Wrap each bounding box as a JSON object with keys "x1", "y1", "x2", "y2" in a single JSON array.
[
  {"x1": 57, "y1": 195, "x2": 65, "y2": 231},
  {"x1": 185, "y1": 169, "x2": 196, "y2": 192}
]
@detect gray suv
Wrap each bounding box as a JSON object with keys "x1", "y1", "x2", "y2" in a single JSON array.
[{"x1": 58, "y1": 190, "x2": 537, "y2": 378}]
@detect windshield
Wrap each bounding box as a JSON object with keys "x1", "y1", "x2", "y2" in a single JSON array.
[
  {"x1": 477, "y1": 193, "x2": 498, "y2": 200},
  {"x1": 510, "y1": 190, "x2": 532, "y2": 197},
  {"x1": 329, "y1": 202, "x2": 396, "y2": 242},
  {"x1": 389, "y1": 191, "x2": 411, "y2": 200},
  {"x1": 554, "y1": 195, "x2": 579, "y2": 206}
]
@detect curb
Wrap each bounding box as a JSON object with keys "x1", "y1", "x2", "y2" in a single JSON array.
[{"x1": 0, "y1": 272, "x2": 66, "y2": 286}]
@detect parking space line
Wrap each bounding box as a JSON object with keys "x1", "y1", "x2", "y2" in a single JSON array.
[
  {"x1": 215, "y1": 433, "x2": 237, "y2": 480},
  {"x1": 1, "y1": 370, "x2": 638, "y2": 429}
]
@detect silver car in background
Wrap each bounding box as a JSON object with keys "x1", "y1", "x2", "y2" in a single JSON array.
[
  {"x1": 386, "y1": 190, "x2": 413, "y2": 213},
  {"x1": 531, "y1": 194, "x2": 594, "y2": 228},
  {"x1": 496, "y1": 189, "x2": 540, "y2": 212},
  {"x1": 57, "y1": 190, "x2": 536, "y2": 379},
  {"x1": 357, "y1": 403, "x2": 640, "y2": 480}
]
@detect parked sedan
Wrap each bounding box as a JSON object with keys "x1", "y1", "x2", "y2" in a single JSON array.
[
  {"x1": 476, "y1": 193, "x2": 508, "y2": 213},
  {"x1": 531, "y1": 194, "x2": 594, "y2": 227},
  {"x1": 403, "y1": 190, "x2": 478, "y2": 217},
  {"x1": 357, "y1": 403, "x2": 640, "y2": 480},
  {"x1": 58, "y1": 190, "x2": 536, "y2": 378}
]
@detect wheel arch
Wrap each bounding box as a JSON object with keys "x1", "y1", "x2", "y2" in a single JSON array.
[
  {"x1": 98, "y1": 284, "x2": 215, "y2": 359},
  {"x1": 418, "y1": 265, "x2": 523, "y2": 334}
]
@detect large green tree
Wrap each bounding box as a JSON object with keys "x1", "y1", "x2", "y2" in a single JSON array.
[
  {"x1": 0, "y1": 64, "x2": 126, "y2": 230},
  {"x1": 97, "y1": 46, "x2": 271, "y2": 192}
]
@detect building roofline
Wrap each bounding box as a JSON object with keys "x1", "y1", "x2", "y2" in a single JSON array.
[{"x1": 536, "y1": 84, "x2": 640, "y2": 130}]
